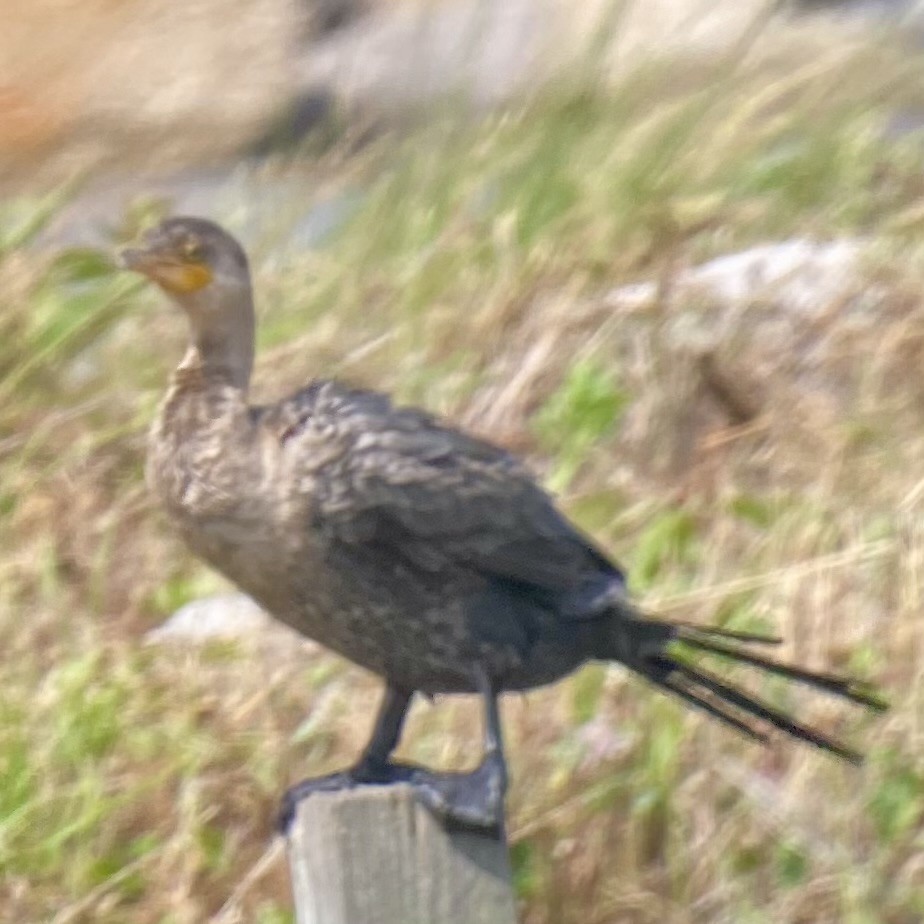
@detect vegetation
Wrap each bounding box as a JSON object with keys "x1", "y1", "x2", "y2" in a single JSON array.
[{"x1": 4, "y1": 30, "x2": 924, "y2": 924}]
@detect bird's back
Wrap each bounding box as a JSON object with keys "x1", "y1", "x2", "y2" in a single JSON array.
[{"x1": 241, "y1": 379, "x2": 627, "y2": 692}]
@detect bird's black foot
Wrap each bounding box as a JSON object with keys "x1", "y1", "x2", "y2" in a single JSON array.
[
  {"x1": 277, "y1": 769, "x2": 363, "y2": 833},
  {"x1": 278, "y1": 754, "x2": 506, "y2": 835},
  {"x1": 395, "y1": 754, "x2": 506, "y2": 834}
]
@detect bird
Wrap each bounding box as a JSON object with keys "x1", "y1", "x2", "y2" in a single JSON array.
[{"x1": 120, "y1": 215, "x2": 886, "y2": 833}]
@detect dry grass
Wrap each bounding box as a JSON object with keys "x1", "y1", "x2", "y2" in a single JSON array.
[{"x1": 4, "y1": 41, "x2": 924, "y2": 924}]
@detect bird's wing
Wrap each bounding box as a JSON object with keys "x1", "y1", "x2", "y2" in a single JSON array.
[{"x1": 273, "y1": 380, "x2": 623, "y2": 596}]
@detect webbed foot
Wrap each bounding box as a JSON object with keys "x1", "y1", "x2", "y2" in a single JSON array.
[
  {"x1": 278, "y1": 753, "x2": 506, "y2": 835},
  {"x1": 278, "y1": 768, "x2": 361, "y2": 833},
  {"x1": 396, "y1": 754, "x2": 506, "y2": 834}
]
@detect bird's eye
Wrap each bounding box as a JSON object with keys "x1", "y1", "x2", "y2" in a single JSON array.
[{"x1": 182, "y1": 237, "x2": 203, "y2": 261}]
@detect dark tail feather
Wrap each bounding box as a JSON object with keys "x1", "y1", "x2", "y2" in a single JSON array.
[
  {"x1": 672, "y1": 622, "x2": 784, "y2": 646},
  {"x1": 651, "y1": 666, "x2": 769, "y2": 743},
  {"x1": 676, "y1": 631, "x2": 888, "y2": 711},
  {"x1": 609, "y1": 615, "x2": 887, "y2": 762},
  {"x1": 657, "y1": 654, "x2": 864, "y2": 763}
]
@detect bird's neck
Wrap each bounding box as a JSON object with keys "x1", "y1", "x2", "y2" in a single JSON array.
[
  {"x1": 158, "y1": 285, "x2": 256, "y2": 448},
  {"x1": 182, "y1": 287, "x2": 256, "y2": 392}
]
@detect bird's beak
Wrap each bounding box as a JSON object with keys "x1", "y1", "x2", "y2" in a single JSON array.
[{"x1": 118, "y1": 244, "x2": 213, "y2": 294}]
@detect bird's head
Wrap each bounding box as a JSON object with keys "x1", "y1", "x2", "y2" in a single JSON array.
[
  {"x1": 120, "y1": 216, "x2": 255, "y2": 386},
  {"x1": 119, "y1": 216, "x2": 251, "y2": 313}
]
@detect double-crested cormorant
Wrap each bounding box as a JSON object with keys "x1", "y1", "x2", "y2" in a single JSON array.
[{"x1": 121, "y1": 216, "x2": 886, "y2": 833}]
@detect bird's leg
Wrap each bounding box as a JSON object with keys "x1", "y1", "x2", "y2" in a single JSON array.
[
  {"x1": 352, "y1": 684, "x2": 414, "y2": 779},
  {"x1": 279, "y1": 673, "x2": 508, "y2": 836},
  {"x1": 277, "y1": 684, "x2": 413, "y2": 833},
  {"x1": 395, "y1": 667, "x2": 508, "y2": 834}
]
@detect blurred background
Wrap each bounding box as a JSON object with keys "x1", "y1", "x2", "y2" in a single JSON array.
[{"x1": 3, "y1": 0, "x2": 924, "y2": 921}]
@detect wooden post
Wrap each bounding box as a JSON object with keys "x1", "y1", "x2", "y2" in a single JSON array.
[{"x1": 286, "y1": 784, "x2": 518, "y2": 924}]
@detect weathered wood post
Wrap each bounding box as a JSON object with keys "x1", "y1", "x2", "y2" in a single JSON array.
[{"x1": 286, "y1": 785, "x2": 518, "y2": 924}]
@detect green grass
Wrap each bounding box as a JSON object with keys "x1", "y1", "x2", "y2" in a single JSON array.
[{"x1": 3, "y1": 33, "x2": 924, "y2": 923}]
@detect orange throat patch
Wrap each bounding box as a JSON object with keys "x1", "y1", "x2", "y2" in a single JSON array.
[{"x1": 148, "y1": 262, "x2": 213, "y2": 294}]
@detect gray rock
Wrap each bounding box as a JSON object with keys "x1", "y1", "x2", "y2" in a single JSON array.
[
  {"x1": 605, "y1": 238, "x2": 882, "y2": 397},
  {"x1": 298, "y1": 0, "x2": 548, "y2": 114},
  {"x1": 602, "y1": 237, "x2": 904, "y2": 461},
  {"x1": 605, "y1": 238, "x2": 864, "y2": 323},
  {"x1": 296, "y1": 0, "x2": 778, "y2": 118},
  {"x1": 304, "y1": 0, "x2": 368, "y2": 36},
  {"x1": 146, "y1": 592, "x2": 307, "y2": 649}
]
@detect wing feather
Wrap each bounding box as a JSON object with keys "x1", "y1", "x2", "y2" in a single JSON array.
[{"x1": 275, "y1": 380, "x2": 622, "y2": 596}]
